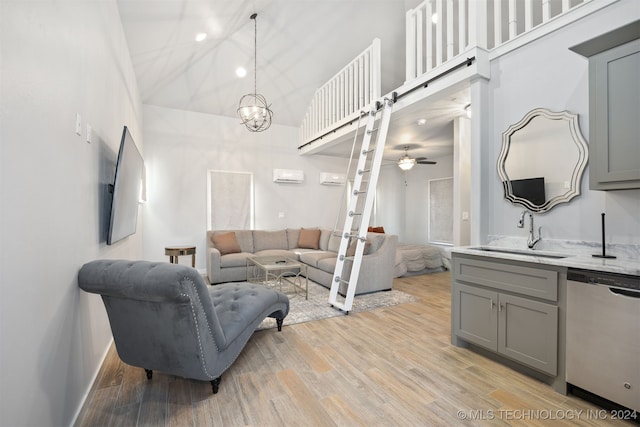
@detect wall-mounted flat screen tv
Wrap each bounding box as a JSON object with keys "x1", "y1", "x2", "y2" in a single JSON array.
[
  {"x1": 107, "y1": 126, "x2": 144, "y2": 245},
  {"x1": 510, "y1": 177, "x2": 546, "y2": 206}
]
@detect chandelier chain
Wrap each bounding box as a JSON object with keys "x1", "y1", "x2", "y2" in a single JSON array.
[{"x1": 252, "y1": 13, "x2": 257, "y2": 95}]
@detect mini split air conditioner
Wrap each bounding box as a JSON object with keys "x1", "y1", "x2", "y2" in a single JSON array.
[
  {"x1": 319, "y1": 172, "x2": 346, "y2": 185},
  {"x1": 273, "y1": 169, "x2": 304, "y2": 183}
]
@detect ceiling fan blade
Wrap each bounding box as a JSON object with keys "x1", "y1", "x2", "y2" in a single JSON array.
[
  {"x1": 414, "y1": 157, "x2": 428, "y2": 161},
  {"x1": 417, "y1": 160, "x2": 437, "y2": 164}
]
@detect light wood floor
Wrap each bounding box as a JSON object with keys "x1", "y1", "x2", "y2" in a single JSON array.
[{"x1": 75, "y1": 272, "x2": 635, "y2": 426}]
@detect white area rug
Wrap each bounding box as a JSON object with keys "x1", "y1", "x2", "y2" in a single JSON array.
[{"x1": 257, "y1": 280, "x2": 417, "y2": 330}]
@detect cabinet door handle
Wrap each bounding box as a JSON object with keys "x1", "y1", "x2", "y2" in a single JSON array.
[
  {"x1": 498, "y1": 302, "x2": 504, "y2": 312},
  {"x1": 490, "y1": 299, "x2": 495, "y2": 309}
]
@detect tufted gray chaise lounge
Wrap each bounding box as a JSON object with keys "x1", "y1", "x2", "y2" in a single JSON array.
[{"x1": 78, "y1": 259, "x2": 289, "y2": 393}]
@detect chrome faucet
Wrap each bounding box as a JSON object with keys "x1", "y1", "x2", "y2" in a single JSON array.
[{"x1": 518, "y1": 210, "x2": 542, "y2": 249}]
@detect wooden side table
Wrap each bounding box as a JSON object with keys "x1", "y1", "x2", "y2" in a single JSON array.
[{"x1": 165, "y1": 246, "x2": 196, "y2": 267}]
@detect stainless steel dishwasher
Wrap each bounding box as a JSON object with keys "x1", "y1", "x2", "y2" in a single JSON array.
[{"x1": 566, "y1": 268, "x2": 640, "y2": 412}]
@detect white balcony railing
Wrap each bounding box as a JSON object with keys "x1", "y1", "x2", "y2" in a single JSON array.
[
  {"x1": 405, "y1": 0, "x2": 593, "y2": 81},
  {"x1": 300, "y1": 0, "x2": 599, "y2": 147},
  {"x1": 299, "y1": 39, "x2": 381, "y2": 144}
]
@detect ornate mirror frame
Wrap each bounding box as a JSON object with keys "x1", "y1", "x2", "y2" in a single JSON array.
[{"x1": 497, "y1": 108, "x2": 588, "y2": 213}]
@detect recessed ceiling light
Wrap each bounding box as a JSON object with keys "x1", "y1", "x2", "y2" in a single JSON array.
[
  {"x1": 417, "y1": 118, "x2": 427, "y2": 126},
  {"x1": 195, "y1": 32, "x2": 207, "y2": 42},
  {"x1": 236, "y1": 67, "x2": 247, "y2": 78}
]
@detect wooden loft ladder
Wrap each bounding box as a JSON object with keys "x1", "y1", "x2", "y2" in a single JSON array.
[{"x1": 328, "y1": 95, "x2": 395, "y2": 313}]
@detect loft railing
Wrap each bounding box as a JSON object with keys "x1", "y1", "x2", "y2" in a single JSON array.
[
  {"x1": 299, "y1": 0, "x2": 599, "y2": 147},
  {"x1": 405, "y1": 0, "x2": 593, "y2": 81},
  {"x1": 299, "y1": 39, "x2": 381, "y2": 144}
]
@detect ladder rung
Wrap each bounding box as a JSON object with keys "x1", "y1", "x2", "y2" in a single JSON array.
[
  {"x1": 348, "y1": 211, "x2": 362, "y2": 217},
  {"x1": 358, "y1": 169, "x2": 370, "y2": 175},
  {"x1": 362, "y1": 148, "x2": 375, "y2": 155},
  {"x1": 367, "y1": 128, "x2": 378, "y2": 134},
  {"x1": 353, "y1": 190, "x2": 366, "y2": 195},
  {"x1": 344, "y1": 233, "x2": 366, "y2": 241},
  {"x1": 334, "y1": 276, "x2": 349, "y2": 285}
]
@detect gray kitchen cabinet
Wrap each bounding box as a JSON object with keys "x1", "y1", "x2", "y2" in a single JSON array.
[
  {"x1": 570, "y1": 22, "x2": 640, "y2": 190},
  {"x1": 453, "y1": 283, "x2": 498, "y2": 350},
  {"x1": 453, "y1": 282, "x2": 558, "y2": 376},
  {"x1": 498, "y1": 293, "x2": 558, "y2": 375},
  {"x1": 451, "y1": 254, "x2": 565, "y2": 391}
]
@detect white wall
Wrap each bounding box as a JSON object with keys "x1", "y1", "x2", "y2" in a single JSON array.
[
  {"x1": 482, "y1": 0, "x2": 640, "y2": 248},
  {"x1": 376, "y1": 154, "x2": 454, "y2": 243},
  {"x1": 0, "y1": 2, "x2": 143, "y2": 426},
  {"x1": 142, "y1": 105, "x2": 350, "y2": 270},
  {"x1": 453, "y1": 116, "x2": 471, "y2": 246}
]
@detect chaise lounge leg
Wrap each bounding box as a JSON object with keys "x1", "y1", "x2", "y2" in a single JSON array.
[
  {"x1": 276, "y1": 318, "x2": 284, "y2": 331},
  {"x1": 145, "y1": 369, "x2": 153, "y2": 380},
  {"x1": 211, "y1": 376, "x2": 221, "y2": 394}
]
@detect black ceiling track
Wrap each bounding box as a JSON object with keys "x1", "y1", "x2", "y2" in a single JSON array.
[{"x1": 298, "y1": 56, "x2": 476, "y2": 151}]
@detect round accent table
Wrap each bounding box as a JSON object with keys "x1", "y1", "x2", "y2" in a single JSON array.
[{"x1": 165, "y1": 245, "x2": 196, "y2": 267}]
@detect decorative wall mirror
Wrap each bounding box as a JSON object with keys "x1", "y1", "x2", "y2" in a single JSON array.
[{"x1": 497, "y1": 108, "x2": 588, "y2": 213}]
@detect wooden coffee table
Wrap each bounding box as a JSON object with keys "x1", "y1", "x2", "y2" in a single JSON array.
[{"x1": 246, "y1": 256, "x2": 308, "y2": 299}]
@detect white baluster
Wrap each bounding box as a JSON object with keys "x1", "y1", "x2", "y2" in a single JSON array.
[
  {"x1": 416, "y1": 6, "x2": 424, "y2": 75},
  {"x1": 311, "y1": 97, "x2": 315, "y2": 136},
  {"x1": 364, "y1": 51, "x2": 370, "y2": 106},
  {"x1": 406, "y1": 10, "x2": 417, "y2": 81},
  {"x1": 371, "y1": 38, "x2": 381, "y2": 99},
  {"x1": 447, "y1": 0, "x2": 454, "y2": 59},
  {"x1": 508, "y1": 0, "x2": 517, "y2": 40},
  {"x1": 332, "y1": 80, "x2": 336, "y2": 123},
  {"x1": 435, "y1": 0, "x2": 443, "y2": 66},
  {"x1": 493, "y1": 0, "x2": 502, "y2": 47},
  {"x1": 525, "y1": 0, "x2": 533, "y2": 32},
  {"x1": 313, "y1": 95, "x2": 318, "y2": 135},
  {"x1": 459, "y1": 0, "x2": 467, "y2": 52},
  {"x1": 348, "y1": 63, "x2": 352, "y2": 113},
  {"x1": 358, "y1": 55, "x2": 364, "y2": 109},
  {"x1": 469, "y1": 0, "x2": 487, "y2": 49},
  {"x1": 426, "y1": 0, "x2": 433, "y2": 71},
  {"x1": 326, "y1": 86, "x2": 331, "y2": 128},
  {"x1": 542, "y1": 0, "x2": 551, "y2": 22},
  {"x1": 339, "y1": 71, "x2": 342, "y2": 118}
]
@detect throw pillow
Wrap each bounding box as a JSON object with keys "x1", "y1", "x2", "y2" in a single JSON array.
[
  {"x1": 346, "y1": 238, "x2": 371, "y2": 257},
  {"x1": 297, "y1": 227, "x2": 321, "y2": 249},
  {"x1": 367, "y1": 226, "x2": 385, "y2": 233},
  {"x1": 211, "y1": 232, "x2": 241, "y2": 255}
]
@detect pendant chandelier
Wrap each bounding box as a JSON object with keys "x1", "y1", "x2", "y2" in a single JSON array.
[{"x1": 237, "y1": 13, "x2": 273, "y2": 132}]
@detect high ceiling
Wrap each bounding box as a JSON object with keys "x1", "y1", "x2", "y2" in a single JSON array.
[{"x1": 116, "y1": 0, "x2": 468, "y2": 161}]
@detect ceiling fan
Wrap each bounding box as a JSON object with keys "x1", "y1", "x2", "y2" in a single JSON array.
[{"x1": 397, "y1": 146, "x2": 437, "y2": 171}]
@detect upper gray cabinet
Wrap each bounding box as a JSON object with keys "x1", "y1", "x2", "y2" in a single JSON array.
[
  {"x1": 571, "y1": 21, "x2": 640, "y2": 191},
  {"x1": 497, "y1": 108, "x2": 588, "y2": 213}
]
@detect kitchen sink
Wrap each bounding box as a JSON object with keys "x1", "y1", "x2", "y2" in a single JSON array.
[{"x1": 468, "y1": 246, "x2": 570, "y2": 259}]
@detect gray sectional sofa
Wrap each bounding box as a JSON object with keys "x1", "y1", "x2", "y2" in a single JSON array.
[{"x1": 206, "y1": 228, "x2": 397, "y2": 295}]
